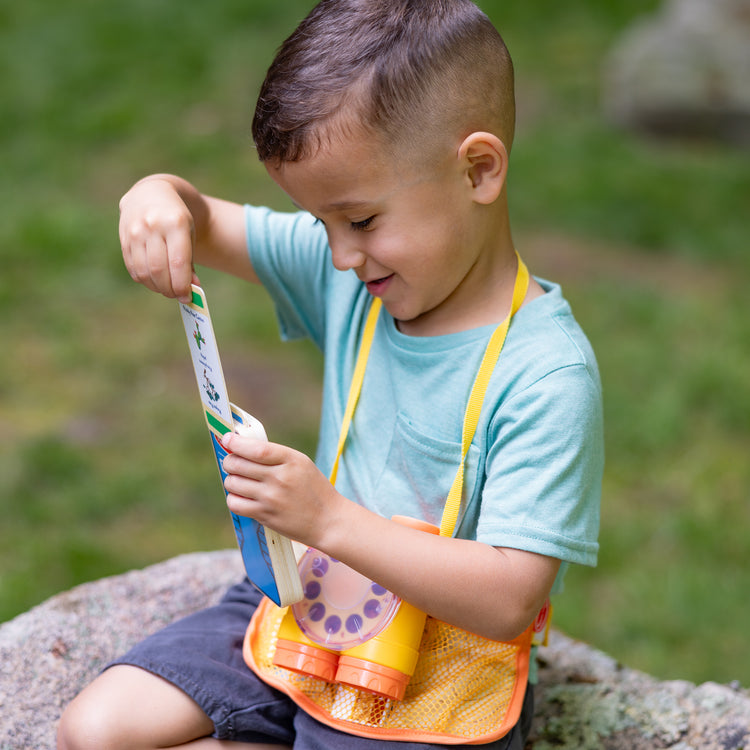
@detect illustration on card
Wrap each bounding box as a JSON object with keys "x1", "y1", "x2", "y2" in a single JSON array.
[
  {"x1": 202, "y1": 369, "x2": 221, "y2": 403},
  {"x1": 193, "y1": 322, "x2": 207, "y2": 350},
  {"x1": 179, "y1": 301, "x2": 233, "y2": 427}
]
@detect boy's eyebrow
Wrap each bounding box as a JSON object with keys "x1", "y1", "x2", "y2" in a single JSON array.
[
  {"x1": 292, "y1": 198, "x2": 373, "y2": 215},
  {"x1": 292, "y1": 201, "x2": 369, "y2": 211},
  {"x1": 321, "y1": 199, "x2": 371, "y2": 212}
]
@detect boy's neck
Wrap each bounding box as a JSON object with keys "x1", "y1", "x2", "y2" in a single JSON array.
[{"x1": 397, "y1": 220, "x2": 544, "y2": 338}]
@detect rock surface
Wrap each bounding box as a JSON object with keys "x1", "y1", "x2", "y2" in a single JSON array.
[
  {"x1": 1, "y1": 550, "x2": 748, "y2": 749},
  {"x1": 603, "y1": 0, "x2": 750, "y2": 146},
  {"x1": 0, "y1": 551, "x2": 245, "y2": 750}
]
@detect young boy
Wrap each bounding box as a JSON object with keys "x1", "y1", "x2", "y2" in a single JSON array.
[{"x1": 58, "y1": 0, "x2": 602, "y2": 748}]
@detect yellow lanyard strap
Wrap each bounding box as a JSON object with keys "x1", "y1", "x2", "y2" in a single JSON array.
[
  {"x1": 330, "y1": 253, "x2": 530, "y2": 538},
  {"x1": 329, "y1": 297, "x2": 383, "y2": 487},
  {"x1": 439, "y1": 255, "x2": 529, "y2": 536}
]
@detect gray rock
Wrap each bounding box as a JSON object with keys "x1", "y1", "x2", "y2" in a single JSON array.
[
  {"x1": 603, "y1": 0, "x2": 750, "y2": 145},
  {"x1": 1, "y1": 550, "x2": 748, "y2": 749},
  {"x1": 531, "y1": 634, "x2": 750, "y2": 748},
  {"x1": 0, "y1": 550, "x2": 245, "y2": 750}
]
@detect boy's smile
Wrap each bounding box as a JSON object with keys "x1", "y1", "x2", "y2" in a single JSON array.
[{"x1": 266, "y1": 132, "x2": 522, "y2": 336}]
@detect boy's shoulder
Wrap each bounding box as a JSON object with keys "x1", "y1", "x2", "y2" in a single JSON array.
[{"x1": 503, "y1": 278, "x2": 601, "y2": 390}]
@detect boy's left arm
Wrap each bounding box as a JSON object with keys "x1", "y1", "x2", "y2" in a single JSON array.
[
  {"x1": 222, "y1": 434, "x2": 559, "y2": 642},
  {"x1": 319, "y1": 502, "x2": 561, "y2": 643}
]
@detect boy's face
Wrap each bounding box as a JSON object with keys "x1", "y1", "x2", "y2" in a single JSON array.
[{"x1": 266, "y1": 132, "x2": 499, "y2": 336}]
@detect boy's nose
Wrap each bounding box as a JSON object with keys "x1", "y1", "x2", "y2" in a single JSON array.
[{"x1": 329, "y1": 237, "x2": 366, "y2": 272}]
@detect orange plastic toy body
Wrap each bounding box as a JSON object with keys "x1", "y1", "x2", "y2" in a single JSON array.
[{"x1": 272, "y1": 516, "x2": 439, "y2": 700}]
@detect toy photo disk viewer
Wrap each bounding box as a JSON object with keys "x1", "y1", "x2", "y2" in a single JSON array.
[{"x1": 273, "y1": 516, "x2": 439, "y2": 700}]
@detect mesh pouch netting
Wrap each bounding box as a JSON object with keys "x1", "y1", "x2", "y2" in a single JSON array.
[{"x1": 244, "y1": 599, "x2": 531, "y2": 744}]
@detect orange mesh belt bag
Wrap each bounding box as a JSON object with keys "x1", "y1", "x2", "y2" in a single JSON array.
[{"x1": 244, "y1": 255, "x2": 549, "y2": 744}]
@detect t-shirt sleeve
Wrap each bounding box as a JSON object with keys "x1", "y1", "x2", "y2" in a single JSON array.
[
  {"x1": 476, "y1": 362, "x2": 603, "y2": 568},
  {"x1": 244, "y1": 204, "x2": 331, "y2": 348}
]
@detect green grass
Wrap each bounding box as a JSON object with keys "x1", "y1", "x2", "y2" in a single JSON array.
[{"x1": 1, "y1": 0, "x2": 748, "y2": 688}]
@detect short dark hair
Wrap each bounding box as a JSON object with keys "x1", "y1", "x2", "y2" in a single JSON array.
[{"x1": 252, "y1": 0, "x2": 515, "y2": 163}]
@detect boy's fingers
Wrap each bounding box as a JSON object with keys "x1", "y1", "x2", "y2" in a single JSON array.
[
  {"x1": 123, "y1": 239, "x2": 157, "y2": 293},
  {"x1": 145, "y1": 234, "x2": 177, "y2": 298},
  {"x1": 222, "y1": 435, "x2": 279, "y2": 465},
  {"x1": 224, "y1": 474, "x2": 261, "y2": 498},
  {"x1": 166, "y1": 225, "x2": 196, "y2": 302}
]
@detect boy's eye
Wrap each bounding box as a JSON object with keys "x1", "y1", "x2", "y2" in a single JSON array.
[{"x1": 350, "y1": 216, "x2": 375, "y2": 231}]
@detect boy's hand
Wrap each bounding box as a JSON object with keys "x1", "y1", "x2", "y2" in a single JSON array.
[
  {"x1": 221, "y1": 433, "x2": 341, "y2": 547},
  {"x1": 119, "y1": 177, "x2": 199, "y2": 303}
]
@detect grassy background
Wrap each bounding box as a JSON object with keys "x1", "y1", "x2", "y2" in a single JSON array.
[{"x1": 1, "y1": 0, "x2": 748, "y2": 687}]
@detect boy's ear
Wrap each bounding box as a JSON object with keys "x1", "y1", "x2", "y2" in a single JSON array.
[{"x1": 457, "y1": 132, "x2": 509, "y2": 205}]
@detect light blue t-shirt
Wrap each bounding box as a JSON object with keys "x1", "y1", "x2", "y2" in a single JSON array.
[{"x1": 245, "y1": 206, "x2": 603, "y2": 583}]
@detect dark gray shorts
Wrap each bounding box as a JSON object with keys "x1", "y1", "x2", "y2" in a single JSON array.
[{"x1": 109, "y1": 579, "x2": 533, "y2": 748}]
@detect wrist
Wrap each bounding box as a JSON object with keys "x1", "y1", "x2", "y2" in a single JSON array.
[{"x1": 312, "y1": 490, "x2": 367, "y2": 558}]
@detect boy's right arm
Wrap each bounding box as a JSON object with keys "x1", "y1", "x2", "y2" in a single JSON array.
[{"x1": 119, "y1": 174, "x2": 258, "y2": 302}]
